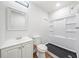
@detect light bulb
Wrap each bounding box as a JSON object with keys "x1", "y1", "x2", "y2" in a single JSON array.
[{"x1": 56, "y1": 3, "x2": 60, "y2": 7}]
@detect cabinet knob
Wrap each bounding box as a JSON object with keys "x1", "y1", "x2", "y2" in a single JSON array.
[
  {"x1": 18, "y1": 47, "x2": 21, "y2": 49},
  {"x1": 22, "y1": 46, "x2": 24, "y2": 48}
]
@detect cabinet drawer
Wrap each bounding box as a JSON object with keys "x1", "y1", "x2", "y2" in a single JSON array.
[
  {"x1": 1, "y1": 44, "x2": 21, "y2": 51},
  {"x1": 22, "y1": 40, "x2": 33, "y2": 46}
]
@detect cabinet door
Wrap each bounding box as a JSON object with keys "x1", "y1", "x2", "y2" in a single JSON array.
[
  {"x1": 22, "y1": 41, "x2": 33, "y2": 58},
  {"x1": 1, "y1": 45, "x2": 21, "y2": 58}
]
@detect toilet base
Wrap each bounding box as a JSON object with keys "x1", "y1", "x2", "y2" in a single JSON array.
[{"x1": 37, "y1": 52, "x2": 46, "y2": 58}]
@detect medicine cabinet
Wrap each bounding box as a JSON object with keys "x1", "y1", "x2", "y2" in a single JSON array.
[{"x1": 6, "y1": 7, "x2": 28, "y2": 30}]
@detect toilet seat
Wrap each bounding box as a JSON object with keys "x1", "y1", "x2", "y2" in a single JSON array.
[{"x1": 37, "y1": 44, "x2": 47, "y2": 52}]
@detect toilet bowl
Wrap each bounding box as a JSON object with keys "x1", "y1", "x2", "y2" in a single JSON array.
[
  {"x1": 32, "y1": 35, "x2": 48, "y2": 58},
  {"x1": 37, "y1": 44, "x2": 47, "y2": 58}
]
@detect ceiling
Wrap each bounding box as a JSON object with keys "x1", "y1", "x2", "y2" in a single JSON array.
[{"x1": 31, "y1": 1, "x2": 78, "y2": 14}]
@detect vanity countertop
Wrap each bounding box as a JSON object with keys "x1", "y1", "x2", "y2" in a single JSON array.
[{"x1": 0, "y1": 37, "x2": 33, "y2": 49}]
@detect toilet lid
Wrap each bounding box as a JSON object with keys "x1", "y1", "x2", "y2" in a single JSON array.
[{"x1": 37, "y1": 44, "x2": 47, "y2": 52}]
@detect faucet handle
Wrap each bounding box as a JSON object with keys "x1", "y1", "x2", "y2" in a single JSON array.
[{"x1": 16, "y1": 36, "x2": 22, "y2": 40}]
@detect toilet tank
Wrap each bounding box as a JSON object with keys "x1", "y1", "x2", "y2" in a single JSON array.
[{"x1": 32, "y1": 35, "x2": 41, "y2": 45}]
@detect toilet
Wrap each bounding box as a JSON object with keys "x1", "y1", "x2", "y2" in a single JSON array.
[{"x1": 32, "y1": 35, "x2": 47, "y2": 58}]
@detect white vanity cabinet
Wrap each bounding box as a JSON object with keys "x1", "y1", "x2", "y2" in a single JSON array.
[
  {"x1": 21, "y1": 41, "x2": 33, "y2": 58},
  {"x1": 0, "y1": 40, "x2": 33, "y2": 58},
  {"x1": 1, "y1": 45, "x2": 22, "y2": 58}
]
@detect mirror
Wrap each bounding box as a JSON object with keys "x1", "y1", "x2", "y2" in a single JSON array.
[{"x1": 6, "y1": 7, "x2": 28, "y2": 30}]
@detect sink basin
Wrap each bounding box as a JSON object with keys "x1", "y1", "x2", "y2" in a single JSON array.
[{"x1": 16, "y1": 36, "x2": 22, "y2": 40}]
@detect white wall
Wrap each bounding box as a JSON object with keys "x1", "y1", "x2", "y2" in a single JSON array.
[
  {"x1": 49, "y1": 4, "x2": 79, "y2": 57},
  {"x1": 0, "y1": 1, "x2": 48, "y2": 45},
  {"x1": 0, "y1": 3, "x2": 6, "y2": 45},
  {"x1": 50, "y1": 6, "x2": 71, "y2": 20}
]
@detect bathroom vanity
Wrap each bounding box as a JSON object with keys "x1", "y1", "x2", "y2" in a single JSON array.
[{"x1": 0, "y1": 37, "x2": 33, "y2": 58}]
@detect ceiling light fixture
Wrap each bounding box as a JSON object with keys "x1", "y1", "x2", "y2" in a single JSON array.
[
  {"x1": 15, "y1": 1, "x2": 29, "y2": 8},
  {"x1": 56, "y1": 3, "x2": 60, "y2": 7}
]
